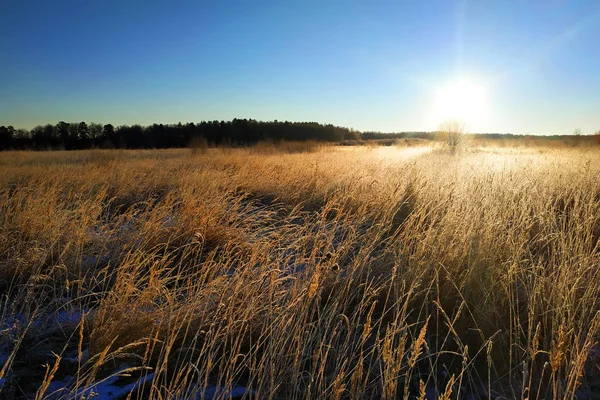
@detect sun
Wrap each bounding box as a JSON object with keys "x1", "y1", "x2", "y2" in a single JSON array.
[{"x1": 432, "y1": 79, "x2": 489, "y2": 130}]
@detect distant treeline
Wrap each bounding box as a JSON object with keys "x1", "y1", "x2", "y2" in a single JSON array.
[
  {"x1": 1, "y1": 120, "x2": 599, "y2": 150},
  {"x1": 364, "y1": 131, "x2": 600, "y2": 141},
  {"x1": 0, "y1": 119, "x2": 360, "y2": 150},
  {"x1": 473, "y1": 132, "x2": 597, "y2": 141},
  {"x1": 361, "y1": 131, "x2": 436, "y2": 140}
]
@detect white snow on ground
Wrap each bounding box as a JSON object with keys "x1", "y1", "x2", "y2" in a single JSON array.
[
  {"x1": 0, "y1": 332, "x2": 17, "y2": 390},
  {"x1": 45, "y1": 373, "x2": 251, "y2": 400},
  {"x1": 0, "y1": 352, "x2": 8, "y2": 366},
  {"x1": 0, "y1": 351, "x2": 9, "y2": 388},
  {"x1": 46, "y1": 371, "x2": 155, "y2": 399},
  {"x1": 0, "y1": 308, "x2": 90, "y2": 392},
  {"x1": 1, "y1": 308, "x2": 89, "y2": 334},
  {"x1": 49, "y1": 309, "x2": 88, "y2": 326},
  {"x1": 62, "y1": 348, "x2": 89, "y2": 364}
]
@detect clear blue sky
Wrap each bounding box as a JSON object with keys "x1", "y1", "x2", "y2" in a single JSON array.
[{"x1": 1, "y1": 0, "x2": 599, "y2": 134}]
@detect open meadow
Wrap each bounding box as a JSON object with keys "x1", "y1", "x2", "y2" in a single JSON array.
[{"x1": 1, "y1": 143, "x2": 600, "y2": 399}]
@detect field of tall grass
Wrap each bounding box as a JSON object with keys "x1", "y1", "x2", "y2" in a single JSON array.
[{"x1": 1, "y1": 143, "x2": 600, "y2": 399}]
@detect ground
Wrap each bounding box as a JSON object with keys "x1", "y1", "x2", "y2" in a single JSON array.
[{"x1": 1, "y1": 143, "x2": 600, "y2": 399}]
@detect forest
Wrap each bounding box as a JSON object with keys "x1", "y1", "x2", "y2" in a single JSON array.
[
  {"x1": 2, "y1": 120, "x2": 600, "y2": 151},
  {"x1": 0, "y1": 119, "x2": 361, "y2": 150}
]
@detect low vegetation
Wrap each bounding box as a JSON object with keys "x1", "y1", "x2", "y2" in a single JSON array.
[{"x1": 1, "y1": 142, "x2": 600, "y2": 399}]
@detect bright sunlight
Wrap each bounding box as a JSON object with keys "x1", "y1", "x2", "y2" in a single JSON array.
[{"x1": 432, "y1": 79, "x2": 489, "y2": 130}]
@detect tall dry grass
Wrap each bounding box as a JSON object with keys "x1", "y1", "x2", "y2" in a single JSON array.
[{"x1": 0, "y1": 144, "x2": 599, "y2": 399}]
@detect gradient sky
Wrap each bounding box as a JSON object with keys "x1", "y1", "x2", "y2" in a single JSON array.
[{"x1": 1, "y1": 0, "x2": 599, "y2": 134}]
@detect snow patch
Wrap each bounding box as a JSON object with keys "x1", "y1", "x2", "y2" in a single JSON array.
[
  {"x1": 1, "y1": 308, "x2": 88, "y2": 336},
  {"x1": 45, "y1": 374, "x2": 251, "y2": 400},
  {"x1": 0, "y1": 352, "x2": 8, "y2": 366},
  {"x1": 46, "y1": 371, "x2": 154, "y2": 399}
]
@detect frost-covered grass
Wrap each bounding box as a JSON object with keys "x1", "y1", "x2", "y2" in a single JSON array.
[{"x1": 1, "y1": 144, "x2": 600, "y2": 399}]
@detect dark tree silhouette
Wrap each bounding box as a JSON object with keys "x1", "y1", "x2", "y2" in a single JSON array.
[
  {"x1": 0, "y1": 126, "x2": 14, "y2": 150},
  {"x1": 89, "y1": 123, "x2": 103, "y2": 141},
  {"x1": 56, "y1": 121, "x2": 69, "y2": 147},
  {"x1": 1, "y1": 118, "x2": 359, "y2": 150},
  {"x1": 77, "y1": 122, "x2": 89, "y2": 148}
]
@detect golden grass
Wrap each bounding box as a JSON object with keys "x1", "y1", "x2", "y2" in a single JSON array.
[{"x1": 1, "y1": 144, "x2": 600, "y2": 399}]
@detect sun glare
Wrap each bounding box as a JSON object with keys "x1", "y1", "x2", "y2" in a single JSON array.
[{"x1": 432, "y1": 80, "x2": 489, "y2": 131}]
